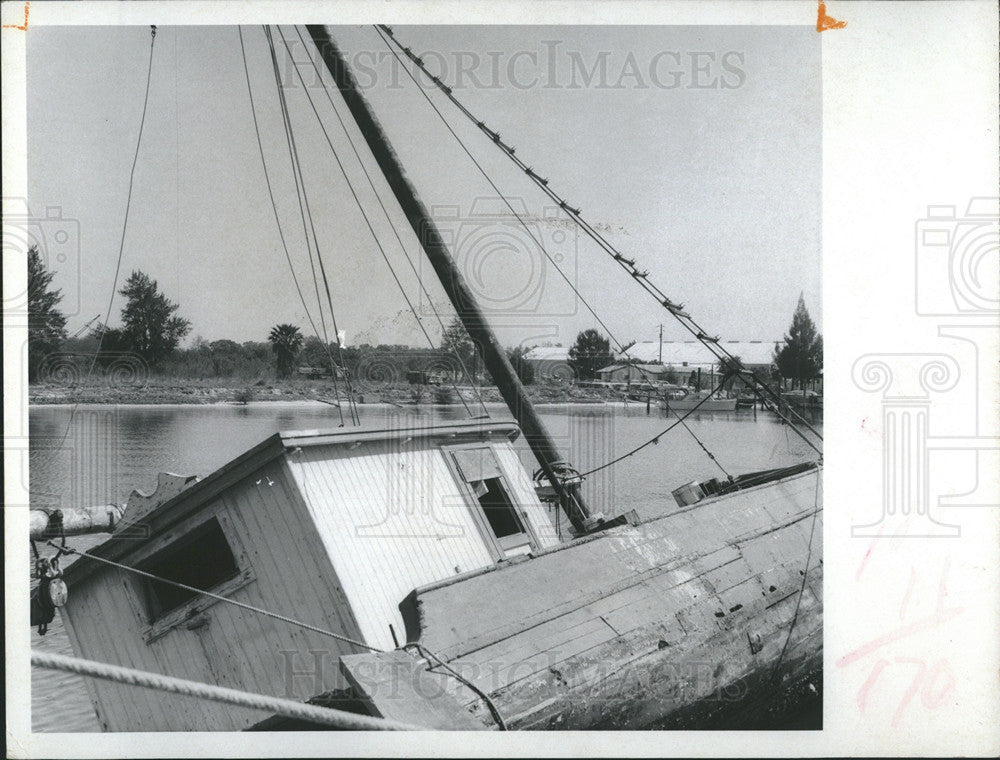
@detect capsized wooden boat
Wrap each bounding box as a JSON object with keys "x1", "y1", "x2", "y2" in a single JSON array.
[
  {"x1": 57, "y1": 418, "x2": 820, "y2": 731},
  {"x1": 33, "y1": 23, "x2": 823, "y2": 732}
]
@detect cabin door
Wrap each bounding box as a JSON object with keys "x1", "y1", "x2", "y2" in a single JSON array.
[{"x1": 447, "y1": 446, "x2": 537, "y2": 559}]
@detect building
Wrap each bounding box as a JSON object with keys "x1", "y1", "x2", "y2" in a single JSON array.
[
  {"x1": 521, "y1": 345, "x2": 574, "y2": 382},
  {"x1": 600, "y1": 341, "x2": 782, "y2": 387},
  {"x1": 596, "y1": 363, "x2": 672, "y2": 384}
]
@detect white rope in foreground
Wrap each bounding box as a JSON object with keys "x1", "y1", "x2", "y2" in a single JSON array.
[{"x1": 31, "y1": 650, "x2": 422, "y2": 731}]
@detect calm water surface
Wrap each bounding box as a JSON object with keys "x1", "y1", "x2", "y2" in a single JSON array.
[{"x1": 29, "y1": 401, "x2": 822, "y2": 732}]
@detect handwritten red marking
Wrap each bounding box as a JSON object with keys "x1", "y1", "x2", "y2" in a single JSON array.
[
  {"x1": 836, "y1": 606, "x2": 964, "y2": 669},
  {"x1": 857, "y1": 658, "x2": 889, "y2": 711},
  {"x1": 816, "y1": 1, "x2": 847, "y2": 32},
  {"x1": 855, "y1": 523, "x2": 885, "y2": 580},
  {"x1": 898, "y1": 567, "x2": 916, "y2": 619},
  {"x1": 2, "y1": 1, "x2": 29, "y2": 30}
]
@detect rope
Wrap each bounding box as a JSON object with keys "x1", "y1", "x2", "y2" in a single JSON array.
[
  {"x1": 575, "y1": 375, "x2": 730, "y2": 478},
  {"x1": 373, "y1": 25, "x2": 741, "y2": 475},
  {"x1": 277, "y1": 26, "x2": 487, "y2": 418},
  {"x1": 769, "y1": 466, "x2": 822, "y2": 682},
  {"x1": 375, "y1": 25, "x2": 823, "y2": 455},
  {"x1": 55, "y1": 26, "x2": 158, "y2": 451},
  {"x1": 264, "y1": 26, "x2": 357, "y2": 426},
  {"x1": 237, "y1": 26, "x2": 328, "y2": 377},
  {"x1": 405, "y1": 643, "x2": 508, "y2": 730},
  {"x1": 372, "y1": 25, "x2": 636, "y2": 374},
  {"x1": 664, "y1": 404, "x2": 732, "y2": 481},
  {"x1": 31, "y1": 650, "x2": 420, "y2": 730},
  {"x1": 289, "y1": 25, "x2": 490, "y2": 419},
  {"x1": 45, "y1": 540, "x2": 382, "y2": 653}
]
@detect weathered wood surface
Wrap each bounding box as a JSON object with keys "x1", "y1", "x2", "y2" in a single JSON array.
[
  {"x1": 29, "y1": 505, "x2": 126, "y2": 540},
  {"x1": 340, "y1": 651, "x2": 487, "y2": 730},
  {"x1": 404, "y1": 468, "x2": 822, "y2": 729},
  {"x1": 120, "y1": 472, "x2": 199, "y2": 530}
]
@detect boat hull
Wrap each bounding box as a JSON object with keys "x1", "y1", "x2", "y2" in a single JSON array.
[
  {"x1": 662, "y1": 397, "x2": 739, "y2": 412},
  {"x1": 401, "y1": 466, "x2": 822, "y2": 730}
]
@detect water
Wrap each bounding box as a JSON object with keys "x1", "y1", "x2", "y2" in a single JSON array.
[{"x1": 29, "y1": 401, "x2": 821, "y2": 732}]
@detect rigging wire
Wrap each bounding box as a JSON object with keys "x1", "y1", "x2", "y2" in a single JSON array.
[
  {"x1": 237, "y1": 27, "x2": 328, "y2": 370},
  {"x1": 54, "y1": 26, "x2": 158, "y2": 450},
  {"x1": 44, "y1": 535, "x2": 510, "y2": 729},
  {"x1": 289, "y1": 24, "x2": 490, "y2": 418},
  {"x1": 263, "y1": 26, "x2": 356, "y2": 426},
  {"x1": 44, "y1": 539, "x2": 381, "y2": 652},
  {"x1": 276, "y1": 25, "x2": 485, "y2": 418},
  {"x1": 371, "y1": 25, "x2": 638, "y2": 379},
  {"x1": 575, "y1": 375, "x2": 730, "y2": 479},
  {"x1": 375, "y1": 25, "x2": 822, "y2": 455},
  {"x1": 769, "y1": 467, "x2": 822, "y2": 683},
  {"x1": 372, "y1": 24, "x2": 736, "y2": 475}
]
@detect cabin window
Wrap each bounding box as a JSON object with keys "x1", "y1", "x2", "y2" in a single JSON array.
[
  {"x1": 137, "y1": 517, "x2": 240, "y2": 621},
  {"x1": 449, "y1": 447, "x2": 534, "y2": 554}
]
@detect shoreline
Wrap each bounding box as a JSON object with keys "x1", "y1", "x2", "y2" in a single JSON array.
[{"x1": 27, "y1": 381, "x2": 629, "y2": 408}]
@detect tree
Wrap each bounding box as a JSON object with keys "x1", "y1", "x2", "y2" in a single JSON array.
[
  {"x1": 507, "y1": 345, "x2": 535, "y2": 385},
  {"x1": 27, "y1": 246, "x2": 68, "y2": 380},
  {"x1": 268, "y1": 323, "x2": 304, "y2": 378},
  {"x1": 773, "y1": 294, "x2": 823, "y2": 390},
  {"x1": 568, "y1": 329, "x2": 614, "y2": 381},
  {"x1": 118, "y1": 270, "x2": 191, "y2": 365},
  {"x1": 441, "y1": 316, "x2": 478, "y2": 380}
]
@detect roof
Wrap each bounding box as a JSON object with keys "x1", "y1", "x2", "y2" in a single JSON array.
[
  {"x1": 522, "y1": 346, "x2": 568, "y2": 361},
  {"x1": 64, "y1": 419, "x2": 522, "y2": 584},
  {"x1": 621, "y1": 341, "x2": 782, "y2": 367},
  {"x1": 597, "y1": 363, "x2": 670, "y2": 375}
]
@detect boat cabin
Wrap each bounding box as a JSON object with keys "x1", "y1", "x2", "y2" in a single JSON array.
[{"x1": 59, "y1": 419, "x2": 563, "y2": 731}]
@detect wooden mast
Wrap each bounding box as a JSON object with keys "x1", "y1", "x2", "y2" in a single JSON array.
[{"x1": 305, "y1": 25, "x2": 592, "y2": 532}]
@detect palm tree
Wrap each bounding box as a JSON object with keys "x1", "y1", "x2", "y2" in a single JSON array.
[{"x1": 268, "y1": 324, "x2": 304, "y2": 378}]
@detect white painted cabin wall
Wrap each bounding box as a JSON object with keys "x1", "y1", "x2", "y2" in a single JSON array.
[{"x1": 286, "y1": 438, "x2": 556, "y2": 651}]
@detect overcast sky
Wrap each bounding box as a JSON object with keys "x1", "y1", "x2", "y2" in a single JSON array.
[{"x1": 27, "y1": 24, "x2": 820, "y2": 350}]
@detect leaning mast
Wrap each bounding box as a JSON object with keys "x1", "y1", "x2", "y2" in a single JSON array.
[{"x1": 305, "y1": 25, "x2": 592, "y2": 532}]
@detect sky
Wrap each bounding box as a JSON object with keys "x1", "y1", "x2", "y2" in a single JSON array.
[{"x1": 27, "y1": 24, "x2": 821, "y2": 351}]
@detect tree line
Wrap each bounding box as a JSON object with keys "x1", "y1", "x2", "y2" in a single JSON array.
[{"x1": 28, "y1": 246, "x2": 822, "y2": 389}]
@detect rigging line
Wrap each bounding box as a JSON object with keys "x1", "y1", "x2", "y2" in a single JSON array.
[
  {"x1": 276, "y1": 27, "x2": 479, "y2": 419},
  {"x1": 32, "y1": 650, "x2": 418, "y2": 730},
  {"x1": 404, "y1": 642, "x2": 508, "y2": 730},
  {"x1": 375, "y1": 26, "x2": 823, "y2": 450},
  {"x1": 575, "y1": 374, "x2": 730, "y2": 479},
  {"x1": 371, "y1": 24, "x2": 640, "y2": 371},
  {"x1": 263, "y1": 27, "x2": 353, "y2": 425},
  {"x1": 267, "y1": 27, "x2": 360, "y2": 426},
  {"x1": 769, "y1": 466, "x2": 822, "y2": 683},
  {"x1": 44, "y1": 539, "x2": 383, "y2": 653},
  {"x1": 374, "y1": 25, "x2": 736, "y2": 475},
  {"x1": 55, "y1": 26, "x2": 158, "y2": 451},
  {"x1": 665, "y1": 403, "x2": 732, "y2": 481},
  {"x1": 237, "y1": 27, "x2": 325, "y2": 353},
  {"x1": 291, "y1": 25, "x2": 490, "y2": 419}
]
